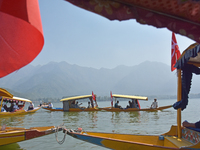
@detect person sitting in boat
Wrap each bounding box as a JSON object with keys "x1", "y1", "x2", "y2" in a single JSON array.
[
  {"x1": 182, "y1": 120, "x2": 200, "y2": 128},
  {"x1": 3, "y1": 104, "x2": 8, "y2": 112},
  {"x1": 150, "y1": 99, "x2": 158, "y2": 109},
  {"x1": 13, "y1": 103, "x2": 19, "y2": 112},
  {"x1": 70, "y1": 100, "x2": 76, "y2": 108},
  {"x1": 87, "y1": 101, "x2": 92, "y2": 108},
  {"x1": 114, "y1": 101, "x2": 122, "y2": 109},
  {"x1": 28, "y1": 102, "x2": 34, "y2": 110},
  {"x1": 48, "y1": 102, "x2": 53, "y2": 108},
  {"x1": 8, "y1": 103, "x2": 14, "y2": 112},
  {"x1": 75, "y1": 101, "x2": 82, "y2": 108},
  {"x1": 1, "y1": 106, "x2": 6, "y2": 112},
  {"x1": 126, "y1": 101, "x2": 133, "y2": 108}
]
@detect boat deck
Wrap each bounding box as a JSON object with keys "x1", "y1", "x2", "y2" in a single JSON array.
[{"x1": 165, "y1": 136, "x2": 193, "y2": 148}]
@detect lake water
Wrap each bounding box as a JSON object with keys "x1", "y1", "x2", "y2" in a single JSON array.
[{"x1": 0, "y1": 98, "x2": 199, "y2": 150}]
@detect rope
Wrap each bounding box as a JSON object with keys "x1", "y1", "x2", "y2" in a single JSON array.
[{"x1": 55, "y1": 123, "x2": 67, "y2": 145}]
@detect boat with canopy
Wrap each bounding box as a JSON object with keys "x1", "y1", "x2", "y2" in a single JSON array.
[
  {"x1": 63, "y1": 43, "x2": 200, "y2": 150},
  {"x1": 102, "y1": 94, "x2": 172, "y2": 112},
  {"x1": 43, "y1": 93, "x2": 101, "y2": 112},
  {"x1": 0, "y1": 88, "x2": 41, "y2": 116}
]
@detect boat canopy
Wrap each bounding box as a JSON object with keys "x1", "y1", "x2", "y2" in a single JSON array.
[
  {"x1": 173, "y1": 43, "x2": 200, "y2": 111},
  {"x1": 112, "y1": 94, "x2": 148, "y2": 101},
  {"x1": 3, "y1": 96, "x2": 32, "y2": 103},
  {"x1": 60, "y1": 95, "x2": 93, "y2": 102},
  {"x1": 0, "y1": 88, "x2": 13, "y2": 98}
]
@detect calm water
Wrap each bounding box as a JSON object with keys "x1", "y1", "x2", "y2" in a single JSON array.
[{"x1": 0, "y1": 98, "x2": 199, "y2": 150}]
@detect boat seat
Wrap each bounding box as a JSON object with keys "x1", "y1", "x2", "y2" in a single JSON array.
[
  {"x1": 165, "y1": 136, "x2": 193, "y2": 148},
  {"x1": 182, "y1": 127, "x2": 200, "y2": 144}
]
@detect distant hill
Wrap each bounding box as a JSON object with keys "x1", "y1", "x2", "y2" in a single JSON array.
[{"x1": 0, "y1": 61, "x2": 199, "y2": 100}]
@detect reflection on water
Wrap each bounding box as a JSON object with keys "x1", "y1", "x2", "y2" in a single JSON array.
[
  {"x1": 0, "y1": 99, "x2": 199, "y2": 150},
  {"x1": 0, "y1": 115, "x2": 25, "y2": 127},
  {"x1": 0, "y1": 143, "x2": 23, "y2": 150}
]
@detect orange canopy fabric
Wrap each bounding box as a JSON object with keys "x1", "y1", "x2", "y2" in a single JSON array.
[
  {"x1": 65, "y1": 0, "x2": 200, "y2": 43},
  {"x1": 0, "y1": 0, "x2": 44, "y2": 78}
]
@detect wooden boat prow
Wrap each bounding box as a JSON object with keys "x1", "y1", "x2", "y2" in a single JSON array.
[{"x1": 0, "y1": 125, "x2": 63, "y2": 146}]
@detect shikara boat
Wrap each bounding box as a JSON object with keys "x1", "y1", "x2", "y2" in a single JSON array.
[
  {"x1": 43, "y1": 94, "x2": 101, "y2": 112},
  {"x1": 0, "y1": 125, "x2": 62, "y2": 146},
  {"x1": 0, "y1": 88, "x2": 41, "y2": 117},
  {"x1": 63, "y1": 43, "x2": 200, "y2": 149},
  {"x1": 102, "y1": 94, "x2": 172, "y2": 112}
]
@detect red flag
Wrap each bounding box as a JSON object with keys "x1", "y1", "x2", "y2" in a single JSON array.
[
  {"x1": 171, "y1": 32, "x2": 181, "y2": 71},
  {"x1": 92, "y1": 91, "x2": 96, "y2": 101},
  {"x1": 110, "y1": 91, "x2": 113, "y2": 107}
]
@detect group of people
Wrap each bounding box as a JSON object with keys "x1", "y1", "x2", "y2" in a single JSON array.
[
  {"x1": 1, "y1": 102, "x2": 20, "y2": 112},
  {"x1": 1, "y1": 101, "x2": 35, "y2": 112},
  {"x1": 70, "y1": 101, "x2": 83, "y2": 108},
  {"x1": 114, "y1": 99, "x2": 139, "y2": 109},
  {"x1": 113, "y1": 98, "x2": 158, "y2": 109}
]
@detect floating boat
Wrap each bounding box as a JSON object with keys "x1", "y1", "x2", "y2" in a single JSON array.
[
  {"x1": 62, "y1": 43, "x2": 200, "y2": 149},
  {"x1": 0, "y1": 88, "x2": 41, "y2": 117},
  {"x1": 102, "y1": 94, "x2": 172, "y2": 112},
  {"x1": 0, "y1": 125, "x2": 62, "y2": 146},
  {"x1": 43, "y1": 94, "x2": 101, "y2": 112}
]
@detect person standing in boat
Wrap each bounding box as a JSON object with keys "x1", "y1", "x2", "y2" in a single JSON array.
[
  {"x1": 150, "y1": 98, "x2": 158, "y2": 109},
  {"x1": 28, "y1": 102, "x2": 34, "y2": 110}
]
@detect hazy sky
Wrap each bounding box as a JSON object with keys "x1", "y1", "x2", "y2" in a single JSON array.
[{"x1": 33, "y1": 0, "x2": 195, "y2": 69}]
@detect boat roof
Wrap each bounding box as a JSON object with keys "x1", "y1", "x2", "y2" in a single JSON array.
[
  {"x1": 112, "y1": 94, "x2": 148, "y2": 101},
  {"x1": 60, "y1": 95, "x2": 93, "y2": 102},
  {"x1": 3, "y1": 96, "x2": 32, "y2": 103},
  {"x1": 0, "y1": 88, "x2": 13, "y2": 98}
]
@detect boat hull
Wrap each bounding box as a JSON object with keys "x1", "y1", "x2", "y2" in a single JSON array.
[
  {"x1": 0, "y1": 126, "x2": 61, "y2": 146},
  {"x1": 102, "y1": 105, "x2": 172, "y2": 112},
  {"x1": 65, "y1": 125, "x2": 200, "y2": 150},
  {"x1": 0, "y1": 107, "x2": 41, "y2": 117},
  {"x1": 42, "y1": 107, "x2": 102, "y2": 112}
]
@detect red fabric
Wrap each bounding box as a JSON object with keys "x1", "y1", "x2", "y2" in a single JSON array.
[
  {"x1": 171, "y1": 32, "x2": 181, "y2": 71},
  {"x1": 137, "y1": 99, "x2": 141, "y2": 109},
  {"x1": 65, "y1": 0, "x2": 200, "y2": 43},
  {"x1": 0, "y1": 0, "x2": 44, "y2": 78},
  {"x1": 92, "y1": 91, "x2": 96, "y2": 101}
]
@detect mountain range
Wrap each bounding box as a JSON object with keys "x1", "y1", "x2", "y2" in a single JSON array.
[{"x1": 0, "y1": 61, "x2": 199, "y2": 100}]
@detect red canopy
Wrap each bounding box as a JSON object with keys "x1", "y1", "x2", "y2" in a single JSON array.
[
  {"x1": 65, "y1": 0, "x2": 200, "y2": 43},
  {"x1": 0, "y1": 0, "x2": 44, "y2": 78}
]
